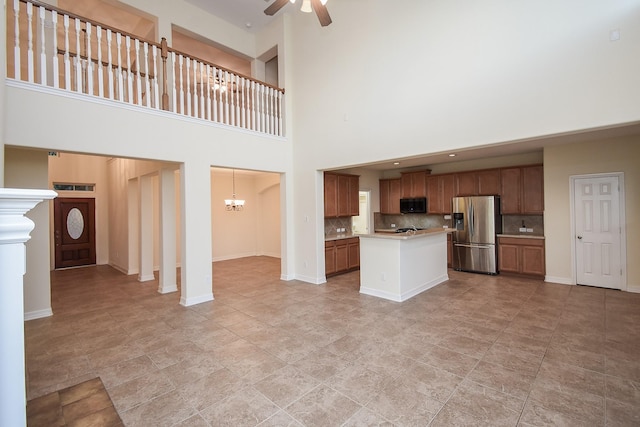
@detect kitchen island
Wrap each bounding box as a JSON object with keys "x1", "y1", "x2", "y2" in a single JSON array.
[{"x1": 359, "y1": 228, "x2": 450, "y2": 302}]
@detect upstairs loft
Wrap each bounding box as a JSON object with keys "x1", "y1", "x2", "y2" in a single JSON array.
[{"x1": 7, "y1": 0, "x2": 285, "y2": 138}]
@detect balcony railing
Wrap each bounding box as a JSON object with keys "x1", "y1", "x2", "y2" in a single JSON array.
[{"x1": 7, "y1": 0, "x2": 285, "y2": 137}]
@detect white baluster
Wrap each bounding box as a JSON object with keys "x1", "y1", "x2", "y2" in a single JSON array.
[
  {"x1": 240, "y1": 77, "x2": 245, "y2": 128},
  {"x1": 126, "y1": 36, "x2": 134, "y2": 104},
  {"x1": 96, "y1": 26, "x2": 103, "y2": 97},
  {"x1": 178, "y1": 54, "x2": 184, "y2": 114},
  {"x1": 63, "y1": 14, "x2": 70, "y2": 90},
  {"x1": 251, "y1": 80, "x2": 256, "y2": 131},
  {"x1": 143, "y1": 42, "x2": 150, "y2": 107},
  {"x1": 27, "y1": 2, "x2": 34, "y2": 83},
  {"x1": 152, "y1": 45, "x2": 159, "y2": 109},
  {"x1": 226, "y1": 72, "x2": 236, "y2": 126},
  {"x1": 191, "y1": 59, "x2": 198, "y2": 118},
  {"x1": 185, "y1": 58, "x2": 191, "y2": 116},
  {"x1": 116, "y1": 32, "x2": 123, "y2": 101},
  {"x1": 52, "y1": 11, "x2": 59, "y2": 88},
  {"x1": 270, "y1": 88, "x2": 276, "y2": 135},
  {"x1": 38, "y1": 6, "x2": 47, "y2": 85},
  {"x1": 171, "y1": 52, "x2": 178, "y2": 113},
  {"x1": 134, "y1": 38, "x2": 141, "y2": 105},
  {"x1": 217, "y1": 68, "x2": 223, "y2": 123},
  {"x1": 106, "y1": 29, "x2": 114, "y2": 99},
  {"x1": 13, "y1": 0, "x2": 20, "y2": 79},
  {"x1": 224, "y1": 71, "x2": 230, "y2": 125},
  {"x1": 211, "y1": 67, "x2": 218, "y2": 122},
  {"x1": 199, "y1": 62, "x2": 205, "y2": 119},
  {"x1": 86, "y1": 23, "x2": 93, "y2": 95},
  {"x1": 205, "y1": 64, "x2": 211, "y2": 120},
  {"x1": 234, "y1": 75, "x2": 240, "y2": 127},
  {"x1": 277, "y1": 90, "x2": 283, "y2": 136},
  {"x1": 74, "y1": 18, "x2": 81, "y2": 92}
]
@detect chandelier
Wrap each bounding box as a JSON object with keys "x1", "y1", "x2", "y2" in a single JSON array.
[{"x1": 225, "y1": 169, "x2": 245, "y2": 211}]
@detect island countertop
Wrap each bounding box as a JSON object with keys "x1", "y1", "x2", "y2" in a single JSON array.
[{"x1": 364, "y1": 227, "x2": 452, "y2": 240}]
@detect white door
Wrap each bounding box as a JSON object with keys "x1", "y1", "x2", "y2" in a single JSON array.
[
  {"x1": 574, "y1": 176, "x2": 622, "y2": 289},
  {"x1": 351, "y1": 191, "x2": 370, "y2": 234}
]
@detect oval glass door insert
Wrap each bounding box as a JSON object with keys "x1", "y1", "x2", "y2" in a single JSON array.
[{"x1": 66, "y1": 208, "x2": 85, "y2": 239}]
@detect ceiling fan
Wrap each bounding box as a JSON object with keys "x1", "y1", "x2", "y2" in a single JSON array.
[{"x1": 264, "y1": 0, "x2": 332, "y2": 27}]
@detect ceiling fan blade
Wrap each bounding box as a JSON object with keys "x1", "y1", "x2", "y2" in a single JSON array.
[
  {"x1": 264, "y1": 0, "x2": 290, "y2": 16},
  {"x1": 311, "y1": 0, "x2": 332, "y2": 26}
]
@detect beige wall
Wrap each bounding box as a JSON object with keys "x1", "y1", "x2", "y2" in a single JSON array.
[
  {"x1": 4, "y1": 148, "x2": 52, "y2": 319},
  {"x1": 544, "y1": 136, "x2": 640, "y2": 290}
]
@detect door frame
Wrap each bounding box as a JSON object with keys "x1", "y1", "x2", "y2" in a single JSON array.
[{"x1": 569, "y1": 172, "x2": 627, "y2": 290}]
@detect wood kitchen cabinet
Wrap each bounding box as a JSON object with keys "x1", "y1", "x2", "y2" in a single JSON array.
[
  {"x1": 379, "y1": 178, "x2": 402, "y2": 214},
  {"x1": 427, "y1": 174, "x2": 455, "y2": 214},
  {"x1": 500, "y1": 165, "x2": 543, "y2": 214},
  {"x1": 325, "y1": 237, "x2": 360, "y2": 277},
  {"x1": 324, "y1": 172, "x2": 359, "y2": 217},
  {"x1": 498, "y1": 237, "x2": 545, "y2": 277},
  {"x1": 401, "y1": 170, "x2": 430, "y2": 198},
  {"x1": 455, "y1": 169, "x2": 501, "y2": 196},
  {"x1": 447, "y1": 233, "x2": 453, "y2": 268}
]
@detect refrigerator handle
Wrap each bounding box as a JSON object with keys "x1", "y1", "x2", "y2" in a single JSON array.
[{"x1": 469, "y1": 202, "x2": 474, "y2": 237}]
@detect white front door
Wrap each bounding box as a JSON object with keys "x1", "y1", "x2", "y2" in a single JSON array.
[{"x1": 574, "y1": 175, "x2": 622, "y2": 289}]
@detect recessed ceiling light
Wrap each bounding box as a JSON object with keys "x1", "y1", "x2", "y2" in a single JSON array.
[
  {"x1": 393, "y1": 162, "x2": 400, "y2": 165},
  {"x1": 448, "y1": 154, "x2": 456, "y2": 157}
]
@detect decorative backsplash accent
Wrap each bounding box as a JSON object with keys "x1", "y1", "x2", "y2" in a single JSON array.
[{"x1": 324, "y1": 217, "x2": 353, "y2": 235}]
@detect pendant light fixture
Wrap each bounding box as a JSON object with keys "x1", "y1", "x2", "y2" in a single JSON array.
[{"x1": 224, "y1": 169, "x2": 245, "y2": 211}]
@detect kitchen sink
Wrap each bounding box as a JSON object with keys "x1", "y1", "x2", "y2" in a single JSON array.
[{"x1": 395, "y1": 227, "x2": 425, "y2": 233}]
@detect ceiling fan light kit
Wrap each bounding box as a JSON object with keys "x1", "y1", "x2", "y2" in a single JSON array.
[{"x1": 265, "y1": 0, "x2": 332, "y2": 26}]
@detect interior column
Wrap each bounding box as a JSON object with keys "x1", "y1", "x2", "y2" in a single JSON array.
[
  {"x1": 158, "y1": 168, "x2": 177, "y2": 293},
  {"x1": 179, "y1": 161, "x2": 213, "y2": 306},
  {"x1": 138, "y1": 175, "x2": 154, "y2": 282},
  {"x1": 0, "y1": 189, "x2": 56, "y2": 427}
]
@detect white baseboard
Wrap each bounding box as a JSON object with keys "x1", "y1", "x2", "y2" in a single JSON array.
[
  {"x1": 158, "y1": 284, "x2": 178, "y2": 294},
  {"x1": 212, "y1": 252, "x2": 257, "y2": 262},
  {"x1": 294, "y1": 274, "x2": 326, "y2": 285},
  {"x1": 360, "y1": 274, "x2": 448, "y2": 302},
  {"x1": 280, "y1": 273, "x2": 296, "y2": 281},
  {"x1": 109, "y1": 263, "x2": 128, "y2": 275},
  {"x1": 24, "y1": 308, "x2": 53, "y2": 321},
  {"x1": 138, "y1": 274, "x2": 155, "y2": 282},
  {"x1": 545, "y1": 276, "x2": 573, "y2": 285},
  {"x1": 180, "y1": 293, "x2": 214, "y2": 306},
  {"x1": 627, "y1": 285, "x2": 640, "y2": 294}
]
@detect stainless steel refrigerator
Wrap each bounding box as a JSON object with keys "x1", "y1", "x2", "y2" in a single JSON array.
[{"x1": 452, "y1": 195, "x2": 502, "y2": 274}]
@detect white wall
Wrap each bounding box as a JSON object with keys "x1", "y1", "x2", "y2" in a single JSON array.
[
  {"x1": 544, "y1": 136, "x2": 640, "y2": 290},
  {"x1": 4, "y1": 148, "x2": 52, "y2": 319}
]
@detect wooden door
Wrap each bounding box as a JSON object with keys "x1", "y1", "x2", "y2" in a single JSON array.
[
  {"x1": 54, "y1": 197, "x2": 96, "y2": 269},
  {"x1": 574, "y1": 176, "x2": 622, "y2": 289}
]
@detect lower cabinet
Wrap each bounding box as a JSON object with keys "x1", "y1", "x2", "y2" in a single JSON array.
[
  {"x1": 325, "y1": 237, "x2": 360, "y2": 277},
  {"x1": 447, "y1": 233, "x2": 452, "y2": 268},
  {"x1": 498, "y1": 237, "x2": 545, "y2": 277}
]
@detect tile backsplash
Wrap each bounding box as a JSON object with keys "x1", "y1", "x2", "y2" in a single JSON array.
[
  {"x1": 324, "y1": 217, "x2": 353, "y2": 235},
  {"x1": 374, "y1": 213, "x2": 449, "y2": 231},
  {"x1": 502, "y1": 215, "x2": 544, "y2": 235}
]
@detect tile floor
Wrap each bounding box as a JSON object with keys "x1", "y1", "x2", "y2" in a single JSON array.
[{"x1": 25, "y1": 257, "x2": 640, "y2": 426}]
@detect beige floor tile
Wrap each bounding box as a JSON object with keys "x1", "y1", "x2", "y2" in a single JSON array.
[
  {"x1": 285, "y1": 384, "x2": 361, "y2": 427},
  {"x1": 200, "y1": 386, "x2": 280, "y2": 426},
  {"x1": 26, "y1": 258, "x2": 640, "y2": 426}
]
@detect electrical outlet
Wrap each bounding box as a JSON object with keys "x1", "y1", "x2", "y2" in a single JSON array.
[
  {"x1": 519, "y1": 227, "x2": 527, "y2": 232},
  {"x1": 444, "y1": 215, "x2": 451, "y2": 220},
  {"x1": 526, "y1": 228, "x2": 533, "y2": 233},
  {"x1": 391, "y1": 224, "x2": 396, "y2": 228}
]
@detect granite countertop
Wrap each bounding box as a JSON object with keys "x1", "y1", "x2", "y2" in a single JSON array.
[
  {"x1": 363, "y1": 227, "x2": 451, "y2": 240},
  {"x1": 497, "y1": 234, "x2": 545, "y2": 240},
  {"x1": 325, "y1": 233, "x2": 361, "y2": 241}
]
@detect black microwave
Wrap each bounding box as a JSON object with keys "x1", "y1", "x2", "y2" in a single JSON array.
[{"x1": 400, "y1": 197, "x2": 427, "y2": 213}]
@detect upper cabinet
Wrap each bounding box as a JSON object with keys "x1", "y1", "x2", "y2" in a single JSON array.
[
  {"x1": 401, "y1": 170, "x2": 430, "y2": 198},
  {"x1": 500, "y1": 165, "x2": 544, "y2": 214},
  {"x1": 427, "y1": 174, "x2": 455, "y2": 214},
  {"x1": 455, "y1": 169, "x2": 501, "y2": 196},
  {"x1": 325, "y1": 172, "x2": 359, "y2": 218},
  {"x1": 379, "y1": 178, "x2": 402, "y2": 214},
  {"x1": 380, "y1": 164, "x2": 543, "y2": 216}
]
